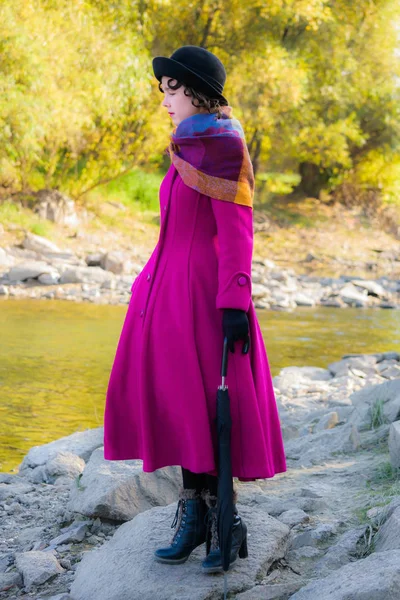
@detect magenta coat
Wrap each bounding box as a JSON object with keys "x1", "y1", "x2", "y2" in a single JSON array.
[{"x1": 103, "y1": 163, "x2": 286, "y2": 480}]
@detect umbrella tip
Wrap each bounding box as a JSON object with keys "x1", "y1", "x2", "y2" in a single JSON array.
[{"x1": 223, "y1": 572, "x2": 228, "y2": 600}]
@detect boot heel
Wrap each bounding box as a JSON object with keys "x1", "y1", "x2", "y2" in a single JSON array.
[{"x1": 238, "y1": 534, "x2": 248, "y2": 559}]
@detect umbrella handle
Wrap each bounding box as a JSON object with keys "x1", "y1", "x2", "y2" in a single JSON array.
[{"x1": 221, "y1": 336, "x2": 229, "y2": 387}]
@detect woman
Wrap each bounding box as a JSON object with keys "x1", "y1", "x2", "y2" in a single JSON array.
[{"x1": 103, "y1": 45, "x2": 287, "y2": 573}]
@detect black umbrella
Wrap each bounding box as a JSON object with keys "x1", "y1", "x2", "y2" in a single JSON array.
[{"x1": 216, "y1": 336, "x2": 235, "y2": 598}]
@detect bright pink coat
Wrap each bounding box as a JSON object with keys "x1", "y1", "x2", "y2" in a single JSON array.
[{"x1": 103, "y1": 163, "x2": 286, "y2": 480}]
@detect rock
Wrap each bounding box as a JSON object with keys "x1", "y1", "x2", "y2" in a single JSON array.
[
  {"x1": 16, "y1": 526, "x2": 47, "y2": 548},
  {"x1": 59, "y1": 266, "x2": 113, "y2": 284},
  {"x1": 251, "y1": 283, "x2": 269, "y2": 300},
  {"x1": 374, "y1": 506, "x2": 400, "y2": 552},
  {"x1": 277, "y1": 509, "x2": 310, "y2": 527},
  {"x1": 236, "y1": 578, "x2": 306, "y2": 599},
  {"x1": 0, "y1": 247, "x2": 14, "y2": 268},
  {"x1": 47, "y1": 523, "x2": 89, "y2": 549},
  {"x1": 22, "y1": 233, "x2": 61, "y2": 254},
  {"x1": 6, "y1": 261, "x2": 59, "y2": 283},
  {"x1": 328, "y1": 355, "x2": 378, "y2": 377},
  {"x1": 389, "y1": 421, "x2": 400, "y2": 469},
  {"x1": 352, "y1": 279, "x2": 387, "y2": 298},
  {"x1": 18, "y1": 427, "x2": 104, "y2": 479},
  {"x1": 315, "y1": 411, "x2": 339, "y2": 431},
  {"x1": 14, "y1": 551, "x2": 65, "y2": 592},
  {"x1": 348, "y1": 379, "x2": 400, "y2": 431},
  {"x1": 69, "y1": 502, "x2": 290, "y2": 600},
  {"x1": 100, "y1": 251, "x2": 132, "y2": 275},
  {"x1": 37, "y1": 595, "x2": 73, "y2": 600},
  {"x1": 381, "y1": 365, "x2": 400, "y2": 379},
  {"x1": 284, "y1": 424, "x2": 356, "y2": 466},
  {"x1": 294, "y1": 293, "x2": 315, "y2": 307},
  {"x1": 45, "y1": 451, "x2": 86, "y2": 483},
  {"x1": 291, "y1": 523, "x2": 338, "y2": 549},
  {"x1": 85, "y1": 253, "x2": 104, "y2": 267},
  {"x1": 38, "y1": 272, "x2": 60, "y2": 285},
  {"x1": 0, "y1": 571, "x2": 22, "y2": 593},
  {"x1": 67, "y1": 447, "x2": 181, "y2": 521},
  {"x1": 273, "y1": 366, "x2": 331, "y2": 395},
  {"x1": 313, "y1": 525, "x2": 367, "y2": 576},
  {"x1": 339, "y1": 284, "x2": 369, "y2": 307},
  {"x1": 34, "y1": 189, "x2": 79, "y2": 227},
  {"x1": 290, "y1": 549, "x2": 400, "y2": 599},
  {"x1": 0, "y1": 481, "x2": 34, "y2": 502}
]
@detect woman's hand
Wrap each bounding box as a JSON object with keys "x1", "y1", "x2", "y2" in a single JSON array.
[{"x1": 222, "y1": 309, "x2": 250, "y2": 354}]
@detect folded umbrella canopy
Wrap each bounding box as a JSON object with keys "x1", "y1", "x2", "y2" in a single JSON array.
[{"x1": 216, "y1": 336, "x2": 235, "y2": 599}]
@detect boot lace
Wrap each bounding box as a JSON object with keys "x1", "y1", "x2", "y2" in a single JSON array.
[{"x1": 170, "y1": 498, "x2": 188, "y2": 545}]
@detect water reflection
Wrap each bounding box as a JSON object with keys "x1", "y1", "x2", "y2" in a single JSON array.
[{"x1": 1, "y1": 298, "x2": 399, "y2": 473}]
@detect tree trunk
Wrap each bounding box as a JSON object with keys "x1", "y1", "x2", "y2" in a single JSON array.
[{"x1": 295, "y1": 161, "x2": 330, "y2": 198}]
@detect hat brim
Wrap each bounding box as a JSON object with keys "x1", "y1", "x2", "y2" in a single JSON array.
[{"x1": 152, "y1": 56, "x2": 228, "y2": 105}]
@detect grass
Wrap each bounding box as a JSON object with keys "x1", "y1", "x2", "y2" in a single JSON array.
[
  {"x1": 370, "y1": 399, "x2": 387, "y2": 430},
  {"x1": 86, "y1": 167, "x2": 164, "y2": 213},
  {"x1": 0, "y1": 200, "x2": 54, "y2": 238}
]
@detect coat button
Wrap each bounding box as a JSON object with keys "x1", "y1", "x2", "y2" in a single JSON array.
[
  {"x1": 238, "y1": 276, "x2": 247, "y2": 286},
  {"x1": 146, "y1": 273, "x2": 151, "y2": 281},
  {"x1": 140, "y1": 310, "x2": 144, "y2": 317},
  {"x1": 163, "y1": 205, "x2": 167, "y2": 211}
]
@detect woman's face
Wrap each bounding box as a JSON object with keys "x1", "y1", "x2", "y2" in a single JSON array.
[{"x1": 161, "y1": 76, "x2": 207, "y2": 127}]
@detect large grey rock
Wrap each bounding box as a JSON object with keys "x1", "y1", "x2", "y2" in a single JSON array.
[
  {"x1": 100, "y1": 251, "x2": 132, "y2": 275},
  {"x1": 0, "y1": 481, "x2": 34, "y2": 502},
  {"x1": 273, "y1": 366, "x2": 332, "y2": 394},
  {"x1": 0, "y1": 571, "x2": 22, "y2": 593},
  {"x1": 329, "y1": 355, "x2": 378, "y2": 377},
  {"x1": 290, "y1": 549, "x2": 400, "y2": 599},
  {"x1": 45, "y1": 451, "x2": 85, "y2": 484},
  {"x1": 0, "y1": 247, "x2": 14, "y2": 268},
  {"x1": 348, "y1": 379, "x2": 400, "y2": 430},
  {"x1": 389, "y1": 421, "x2": 400, "y2": 469},
  {"x1": 339, "y1": 284, "x2": 369, "y2": 307},
  {"x1": 313, "y1": 525, "x2": 367, "y2": 576},
  {"x1": 70, "y1": 502, "x2": 289, "y2": 600},
  {"x1": 18, "y1": 427, "x2": 104, "y2": 479},
  {"x1": 14, "y1": 551, "x2": 65, "y2": 592},
  {"x1": 34, "y1": 189, "x2": 79, "y2": 227},
  {"x1": 59, "y1": 266, "x2": 113, "y2": 284},
  {"x1": 352, "y1": 279, "x2": 387, "y2": 298},
  {"x1": 236, "y1": 576, "x2": 306, "y2": 599},
  {"x1": 374, "y1": 506, "x2": 400, "y2": 552},
  {"x1": 6, "y1": 261, "x2": 59, "y2": 283},
  {"x1": 22, "y1": 233, "x2": 61, "y2": 254},
  {"x1": 284, "y1": 424, "x2": 357, "y2": 466},
  {"x1": 67, "y1": 447, "x2": 181, "y2": 521}
]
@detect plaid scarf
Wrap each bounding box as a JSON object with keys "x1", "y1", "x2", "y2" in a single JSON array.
[{"x1": 167, "y1": 106, "x2": 254, "y2": 208}]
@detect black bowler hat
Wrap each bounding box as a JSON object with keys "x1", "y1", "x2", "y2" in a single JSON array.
[{"x1": 152, "y1": 45, "x2": 228, "y2": 105}]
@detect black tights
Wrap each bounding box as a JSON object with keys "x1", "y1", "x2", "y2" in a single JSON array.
[{"x1": 181, "y1": 467, "x2": 218, "y2": 497}]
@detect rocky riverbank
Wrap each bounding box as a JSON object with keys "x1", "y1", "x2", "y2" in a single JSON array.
[
  {"x1": 0, "y1": 232, "x2": 399, "y2": 310},
  {"x1": 2, "y1": 351, "x2": 400, "y2": 599}
]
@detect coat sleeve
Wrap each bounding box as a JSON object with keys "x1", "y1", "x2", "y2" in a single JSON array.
[{"x1": 210, "y1": 197, "x2": 253, "y2": 312}]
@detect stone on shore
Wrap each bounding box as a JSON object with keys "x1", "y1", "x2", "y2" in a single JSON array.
[
  {"x1": 14, "y1": 550, "x2": 65, "y2": 592},
  {"x1": 18, "y1": 427, "x2": 104, "y2": 482},
  {"x1": 67, "y1": 447, "x2": 181, "y2": 521},
  {"x1": 69, "y1": 502, "x2": 289, "y2": 600},
  {"x1": 389, "y1": 421, "x2": 400, "y2": 469},
  {"x1": 290, "y1": 549, "x2": 400, "y2": 599}
]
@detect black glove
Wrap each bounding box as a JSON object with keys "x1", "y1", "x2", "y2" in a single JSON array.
[{"x1": 222, "y1": 309, "x2": 250, "y2": 354}]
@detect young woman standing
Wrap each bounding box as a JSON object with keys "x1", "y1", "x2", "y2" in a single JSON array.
[{"x1": 103, "y1": 45, "x2": 286, "y2": 573}]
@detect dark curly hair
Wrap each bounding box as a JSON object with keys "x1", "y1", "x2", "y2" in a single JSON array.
[{"x1": 158, "y1": 77, "x2": 228, "y2": 118}]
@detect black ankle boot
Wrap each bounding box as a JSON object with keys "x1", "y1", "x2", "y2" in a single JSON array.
[
  {"x1": 154, "y1": 490, "x2": 207, "y2": 564},
  {"x1": 201, "y1": 489, "x2": 248, "y2": 573}
]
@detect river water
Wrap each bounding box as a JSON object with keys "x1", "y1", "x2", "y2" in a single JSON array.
[{"x1": 1, "y1": 298, "x2": 399, "y2": 473}]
